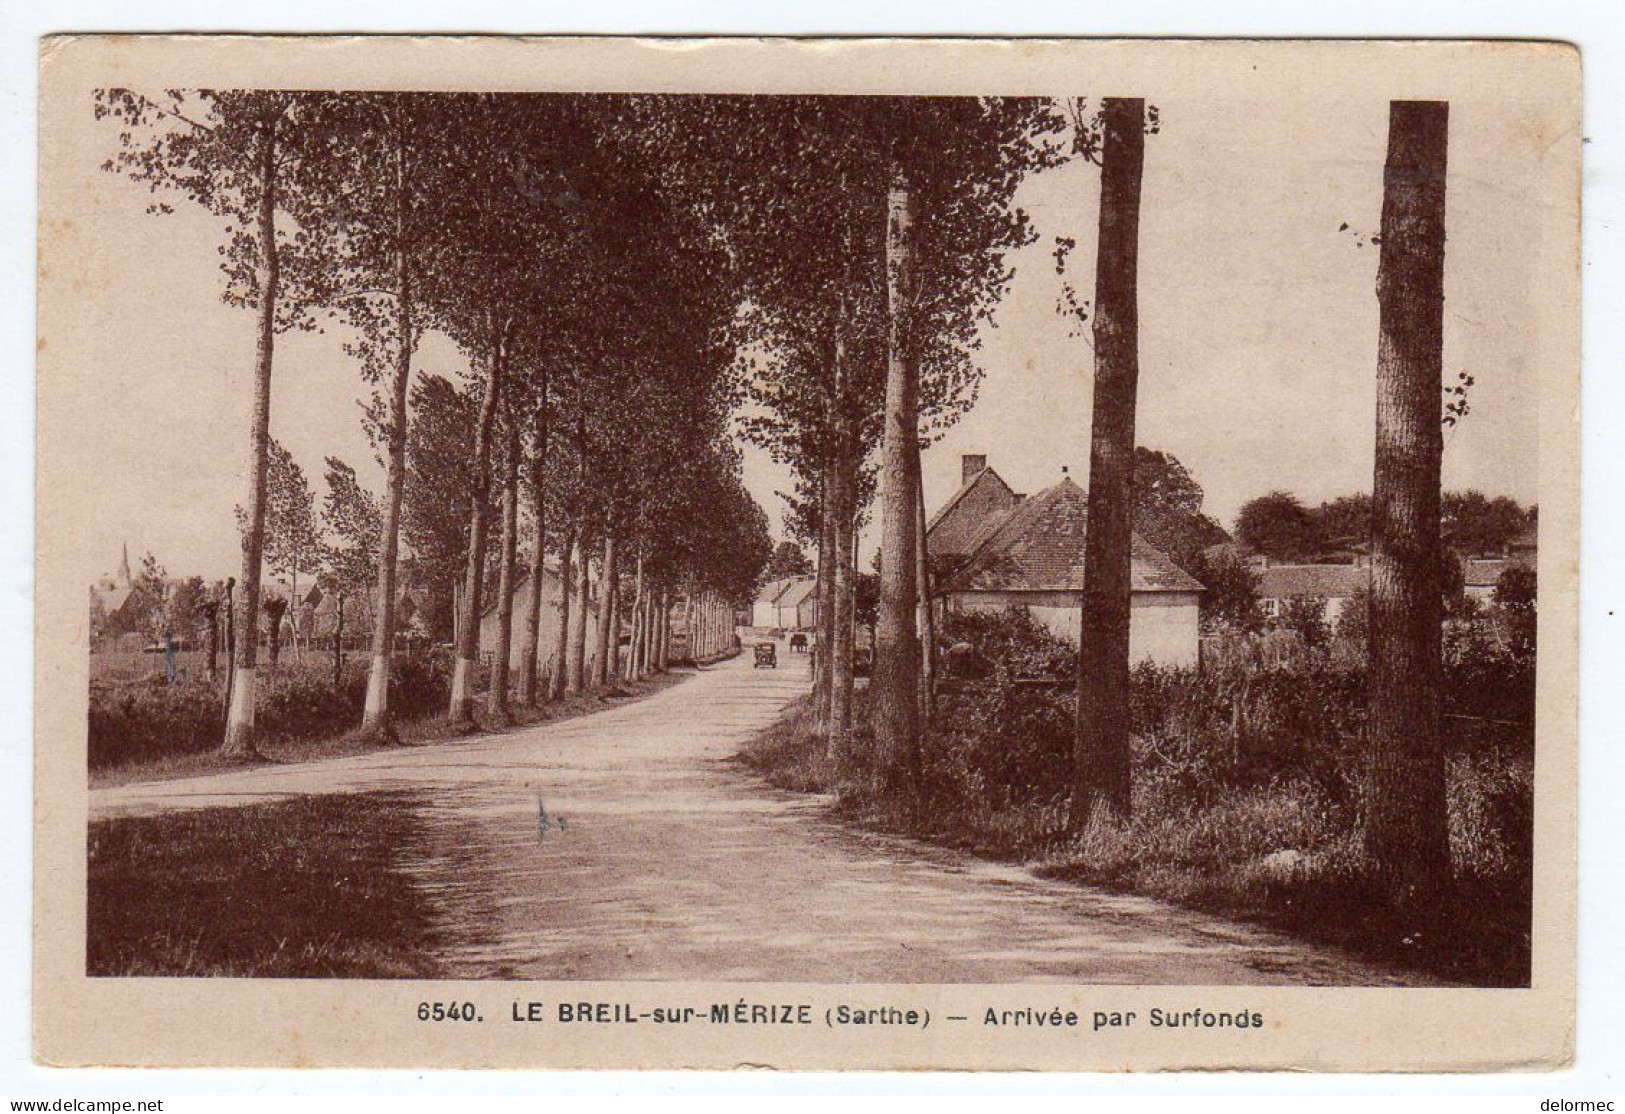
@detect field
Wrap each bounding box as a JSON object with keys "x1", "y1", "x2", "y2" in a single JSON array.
[{"x1": 87, "y1": 792, "x2": 449, "y2": 978}]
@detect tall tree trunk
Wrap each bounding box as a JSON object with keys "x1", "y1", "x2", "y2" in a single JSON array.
[
  {"x1": 829, "y1": 387, "x2": 858, "y2": 758},
  {"x1": 643, "y1": 583, "x2": 656, "y2": 676},
  {"x1": 448, "y1": 318, "x2": 507, "y2": 728},
  {"x1": 656, "y1": 587, "x2": 670, "y2": 671},
  {"x1": 566, "y1": 533, "x2": 589, "y2": 694},
  {"x1": 596, "y1": 535, "x2": 620, "y2": 686},
  {"x1": 1070, "y1": 97, "x2": 1146, "y2": 832},
  {"x1": 204, "y1": 603, "x2": 219, "y2": 682},
  {"x1": 489, "y1": 412, "x2": 521, "y2": 723},
  {"x1": 639, "y1": 590, "x2": 652, "y2": 676},
  {"x1": 626, "y1": 549, "x2": 645, "y2": 682},
  {"x1": 633, "y1": 568, "x2": 646, "y2": 682},
  {"x1": 873, "y1": 170, "x2": 922, "y2": 795},
  {"x1": 1365, "y1": 100, "x2": 1452, "y2": 907},
  {"x1": 637, "y1": 588, "x2": 651, "y2": 678},
  {"x1": 450, "y1": 579, "x2": 461, "y2": 652},
  {"x1": 625, "y1": 592, "x2": 640, "y2": 682},
  {"x1": 637, "y1": 588, "x2": 651, "y2": 677},
  {"x1": 362, "y1": 116, "x2": 415, "y2": 739},
  {"x1": 548, "y1": 522, "x2": 575, "y2": 701},
  {"x1": 647, "y1": 588, "x2": 659, "y2": 673},
  {"x1": 519, "y1": 386, "x2": 549, "y2": 706},
  {"x1": 222, "y1": 579, "x2": 236, "y2": 724},
  {"x1": 813, "y1": 464, "x2": 836, "y2": 726},
  {"x1": 333, "y1": 594, "x2": 345, "y2": 688},
  {"x1": 914, "y1": 442, "x2": 935, "y2": 719},
  {"x1": 288, "y1": 566, "x2": 299, "y2": 660},
  {"x1": 682, "y1": 590, "x2": 695, "y2": 663},
  {"x1": 265, "y1": 599, "x2": 285, "y2": 668},
  {"x1": 221, "y1": 105, "x2": 283, "y2": 760},
  {"x1": 625, "y1": 586, "x2": 638, "y2": 681}
]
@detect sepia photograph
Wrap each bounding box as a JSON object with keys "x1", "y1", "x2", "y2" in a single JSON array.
[{"x1": 32, "y1": 35, "x2": 1580, "y2": 1071}]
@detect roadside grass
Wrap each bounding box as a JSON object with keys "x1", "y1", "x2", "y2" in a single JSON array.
[
  {"x1": 87, "y1": 791, "x2": 445, "y2": 978},
  {"x1": 91, "y1": 670, "x2": 689, "y2": 789},
  {"x1": 738, "y1": 695, "x2": 1532, "y2": 987},
  {"x1": 1038, "y1": 758, "x2": 1533, "y2": 987}
]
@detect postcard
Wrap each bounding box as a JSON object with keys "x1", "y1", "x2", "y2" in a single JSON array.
[{"x1": 34, "y1": 34, "x2": 1579, "y2": 1070}]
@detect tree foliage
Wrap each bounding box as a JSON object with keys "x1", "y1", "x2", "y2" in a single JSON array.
[
  {"x1": 1132, "y1": 447, "x2": 1228, "y2": 573},
  {"x1": 322, "y1": 456, "x2": 383, "y2": 601},
  {"x1": 1235, "y1": 490, "x2": 1324, "y2": 562}
]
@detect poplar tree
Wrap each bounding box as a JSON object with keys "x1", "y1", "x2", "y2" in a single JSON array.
[
  {"x1": 97, "y1": 89, "x2": 329, "y2": 758},
  {"x1": 1365, "y1": 100, "x2": 1453, "y2": 907}
]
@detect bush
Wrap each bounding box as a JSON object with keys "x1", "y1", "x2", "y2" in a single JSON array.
[
  {"x1": 937, "y1": 607, "x2": 1075, "y2": 681},
  {"x1": 923, "y1": 610, "x2": 1077, "y2": 812},
  {"x1": 88, "y1": 651, "x2": 454, "y2": 770},
  {"x1": 87, "y1": 677, "x2": 225, "y2": 769},
  {"x1": 743, "y1": 613, "x2": 1536, "y2": 984}
]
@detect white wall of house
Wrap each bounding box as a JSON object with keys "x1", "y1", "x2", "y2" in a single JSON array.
[
  {"x1": 776, "y1": 599, "x2": 816, "y2": 629},
  {"x1": 1260, "y1": 595, "x2": 1353, "y2": 625},
  {"x1": 478, "y1": 570, "x2": 601, "y2": 675},
  {"x1": 946, "y1": 589, "x2": 1202, "y2": 667},
  {"x1": 752, "y1": 601, "x2": 780, "y2": 628}
]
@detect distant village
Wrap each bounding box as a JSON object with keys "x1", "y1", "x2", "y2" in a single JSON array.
[
  {"x1": 742, "y1": 453, "x2": 1538, "y2": 669},
  {"x1": 93, "y1": 450, "x2": 1537, "y2": 678}
]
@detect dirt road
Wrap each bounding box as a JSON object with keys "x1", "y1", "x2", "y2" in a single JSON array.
[{"x1": 90, "y1": 648, "x2": 1432, "y2": 985}]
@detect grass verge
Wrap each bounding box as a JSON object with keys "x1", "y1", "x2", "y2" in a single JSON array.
[
  {"x1": 738, "y1": 697, "x2": 1530, "y2": 987},
  {"x1": 91, "y1": 670, "x2": 689, "y2": 789},
  {"x1": 88, "y1": 791, "x2": 444, "y2": 977}
]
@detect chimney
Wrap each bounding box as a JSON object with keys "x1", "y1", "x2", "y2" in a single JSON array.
[{"x1": 961, "y1": 454, "x2": 987, "y2": 485}]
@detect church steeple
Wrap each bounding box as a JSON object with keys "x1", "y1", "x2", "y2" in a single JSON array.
[{"x1": 118, "y1": 541, "x2": 132, "y2": 588}]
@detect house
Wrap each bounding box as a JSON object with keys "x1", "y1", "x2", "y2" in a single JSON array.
[
  {"x1": 925, "y1": 454, "x2": 1025, "y2": 579},
  {"x1": 88, "y1": 542, "x2": 195, "y2": 643},
  {"x1": 751, "y1": 575, "x2": 818, "y2": 630},
  {"x1": 774, "y1": 577, "x2": 818, "y2": 630},
  {"x1": 930, "y1": 459, "x2": 1204, "y2": 667},
  {"x1": 1255, "y1": 561, "x2": 1369, "y2": 624},
  {"x1": 1461, "y1": 558, "x2": 1511, "y2": 605},
  {"x1": 752, "y1": 577, "x2": 795, "y2": 628},
  {"x1": 1508, "y1": 525, "x2": 1537, "y2": 567},
  {"x1": 1462, "y1": 526, "x2": 1537, "y2": 604},
  {"x1": 89, "y1": 543, "x2": 140, "y2": 636},
  {"x1": 477, "y1": 560, "x2": 603, "y2": 674}
]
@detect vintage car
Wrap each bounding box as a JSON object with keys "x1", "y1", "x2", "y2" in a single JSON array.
[{"x1": 753, "y1": 641, "x2": 778, "y2": 669}]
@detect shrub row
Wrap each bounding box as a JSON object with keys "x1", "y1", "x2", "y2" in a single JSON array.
[
  {"x1": 88, "y1": 651, "x2": 455, "y2": 769},
  {"x1": 756, "y1": 607, "x2": 1535, "y2": 983}
]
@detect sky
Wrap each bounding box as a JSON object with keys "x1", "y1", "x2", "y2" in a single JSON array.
[{"x1": 72, "y1": 90, "x2": 1547, "y2": 582}]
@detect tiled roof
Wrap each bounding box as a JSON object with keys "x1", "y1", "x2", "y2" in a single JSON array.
[
  {"x1": 92, "y1": 585, "x2": 135, "y2": 614},
  {"x1": 755, "y1": 577, "x2": 798, "y2": 607},
  {"x1": 926, "y1": 467, "x2": 1021, "y2": 558},
  {"x1": 1256, "y1": 563, "x2": 1368, "y2": 601},
  {"x1": 475, "y1": 558, "x2": 578, "y2": 619},
  {"x1": 776, "y1": 578, "x2": 817, "y2": 607},
  {"x1": 942, "y1": 478, "x2": 1203, "y2": 595}
]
